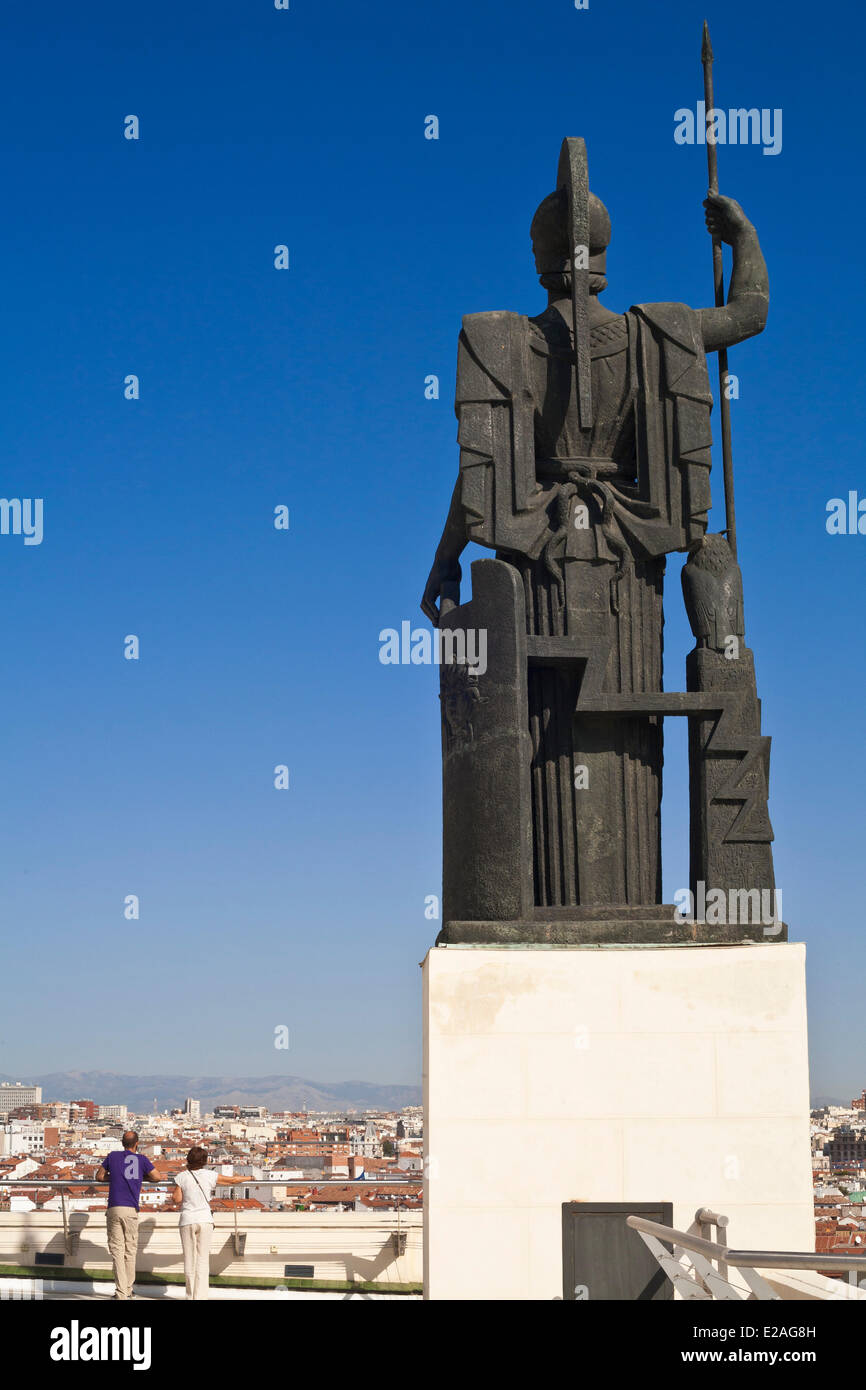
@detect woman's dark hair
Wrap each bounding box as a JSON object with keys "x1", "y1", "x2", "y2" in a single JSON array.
[{"x1": 186, "y1": 1146, "x2": 209, "y2": 1170}]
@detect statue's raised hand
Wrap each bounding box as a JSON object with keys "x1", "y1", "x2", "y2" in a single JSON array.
[
  {"x1": 703, "y1": 191, "x2": 750, "y2": 244},
  {"x1": 421, "y1": 555, "x2": 462, "y2": 626}
]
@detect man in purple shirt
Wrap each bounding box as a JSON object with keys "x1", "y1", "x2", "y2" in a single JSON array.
[{"x1": 95, "y1": 1131, "x2": 159, "y2": 1300}]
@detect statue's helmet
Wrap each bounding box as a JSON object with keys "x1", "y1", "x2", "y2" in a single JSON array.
[{"x1": 530, "y1": 188, "x2": 611, "y2": 282}]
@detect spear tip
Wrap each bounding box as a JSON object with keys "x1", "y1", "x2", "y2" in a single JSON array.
[{"x1": 702, "y1": 20, "x2": 714, "y2": 64}]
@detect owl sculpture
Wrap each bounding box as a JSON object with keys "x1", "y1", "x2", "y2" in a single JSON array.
[{"x1": 681, "y1": 532, "x2": 745, "y2": 652}]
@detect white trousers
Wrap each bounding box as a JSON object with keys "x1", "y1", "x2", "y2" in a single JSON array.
[{"x1": 180, "y1": 1221, "x2": 213, "y2": 1300}]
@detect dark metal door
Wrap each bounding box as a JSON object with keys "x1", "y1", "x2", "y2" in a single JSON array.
[{"x1": 562, "y1": 1201, "x2": 673, "y2": 1300}]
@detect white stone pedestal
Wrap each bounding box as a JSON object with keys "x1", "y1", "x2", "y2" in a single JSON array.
[{"x1": 422, "y1": 942, "x2": 813, "y2": 1301}]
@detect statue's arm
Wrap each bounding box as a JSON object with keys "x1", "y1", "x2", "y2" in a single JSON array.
[
  {"x1": 697, "y1": 193, "x2": 769, "y2": 353},
  {"x1": 421, "y1": 477, "x2": 467, "y2": 626},
  {"x1": 422, "y1": 313, "x2": 529, "y2": 624}
]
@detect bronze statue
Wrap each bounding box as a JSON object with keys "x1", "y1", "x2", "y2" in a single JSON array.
[{"x1": 422, "y1": 118, "x2": 779, "y2": 945}]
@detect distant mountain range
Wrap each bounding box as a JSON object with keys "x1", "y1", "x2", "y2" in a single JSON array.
[
  {"x1": 1, "y1": 1071, "x2": 844, "y2": 1115},
  {"x1": 0, "y1": 1071, "x2": 421, "y2": 1114}
]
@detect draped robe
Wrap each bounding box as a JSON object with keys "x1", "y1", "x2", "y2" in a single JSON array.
[{"x1": 453, "y1": 301, "x2": 714, "y2": 908}]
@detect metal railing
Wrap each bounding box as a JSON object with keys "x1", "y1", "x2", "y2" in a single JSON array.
[
  {"x1": 628, "y1": 1210, "x2": 866, "y2": 1301},
  {"x1": 0, "y1": 1177, "x2": 420, "y2": 1260},
  {"x1": 0, "y1": 1178, "x2": 418, "y2": 1186}
]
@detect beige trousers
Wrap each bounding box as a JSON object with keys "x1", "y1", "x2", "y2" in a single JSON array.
[
  {"x1": 180, "y1": 1221, "x2": 213, "y2": 1300},
  {"x1": 106, "y1": 1206, "x2": 139, "y2": 1300}
]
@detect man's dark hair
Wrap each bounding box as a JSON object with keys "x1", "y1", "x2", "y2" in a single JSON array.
[
  {"x1": 121, "y1": 1130, "x2": 139, "y2": 1149},
  {"x1": 186, "y1": 1146, "x2": 209, "y2": 1170}
]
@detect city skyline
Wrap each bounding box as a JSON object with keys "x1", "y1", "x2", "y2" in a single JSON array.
[{"x1": 0, "y1": 0, "x2": 862, "y2": 1102}]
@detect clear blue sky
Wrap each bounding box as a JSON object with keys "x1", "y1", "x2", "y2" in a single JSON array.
[{"x1": 0, "y1": 0, "x2": 862, "y2": 1100}]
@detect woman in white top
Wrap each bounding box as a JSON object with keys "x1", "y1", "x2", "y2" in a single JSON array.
[{"x1": 172, "y1": 1146, "x2": 234, "y2": 1299}]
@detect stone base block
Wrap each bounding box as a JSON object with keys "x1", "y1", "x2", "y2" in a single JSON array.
[{"x1": 423, "y1": 942, "x2": 813, "y2": 1300}]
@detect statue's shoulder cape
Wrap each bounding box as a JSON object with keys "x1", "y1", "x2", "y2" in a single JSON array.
[
  {"x1": 453, "y1": 303, "x2": 715, "y2": 558},
  {"x1": 456, "y1": 311, "x2": 526, "y2": 404}
]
